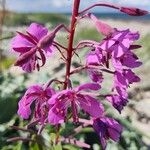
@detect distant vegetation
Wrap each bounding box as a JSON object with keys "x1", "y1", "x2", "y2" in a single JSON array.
[{"x1": 3, "y1": 12, "x2": 69, "y2": 26}]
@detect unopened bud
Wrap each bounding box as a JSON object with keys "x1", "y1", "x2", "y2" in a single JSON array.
[
  {"x1": 38, "y1": 32, "x2": 55, "y2": 49},
  {"x1": 120, "y1": 7, "x2": 149, "y2": 16},
  {"x1": 89, "y1": 13, "x2": 114, "y2": 36}
]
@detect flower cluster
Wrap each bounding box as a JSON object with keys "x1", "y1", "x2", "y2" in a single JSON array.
[
  {"x1": 11, "y1": 1, "x2": 148, "y2": 149},
  {"x1": 86, "y1": 26, "x2": 142, "y2": 114}
]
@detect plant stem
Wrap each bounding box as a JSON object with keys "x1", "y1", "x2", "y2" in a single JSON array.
[
  {"x1": 79, "y1": 3, "x2": 120, "y2": 14},
  {"x1": 70, "y1": 65, "x2": 115, "y2": 75},
  {"x1": 64, "y1": 0, "x2": 81, "y2": 89}
]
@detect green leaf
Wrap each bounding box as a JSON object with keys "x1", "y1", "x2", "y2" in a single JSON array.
[
  {"x1": 53, "y1": 144, "x2": 62, "y2": 150},
  {"x1": 0, "y1": 96, "x2": 18, "y2": 123},
  {"x1": 63, "y1": 144, "x2": 81, "y2": 150},
  {"x1": 50, "y1": 133, "x2": 56, "y2": 144},
  {"x1": 30, "y1": 143, "x2": 40, "y2": 150}
]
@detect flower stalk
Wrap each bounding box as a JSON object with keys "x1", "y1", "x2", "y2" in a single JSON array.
[{"x1": 64, "y1": 0, "x2": 81, "y2": 89}]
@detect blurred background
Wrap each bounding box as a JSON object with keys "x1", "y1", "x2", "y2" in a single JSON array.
[{"x1": 0, "y1": 0, "x2": 150, "y2": 149}]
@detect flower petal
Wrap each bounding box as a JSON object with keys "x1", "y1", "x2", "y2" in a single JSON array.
[
  {"x1": 14, "y1": 47, "x2": 36, "y2": 66},
  {"x1": 48, "y1": 109, "x2": 65, "y2": 125},
  {"x1": 11, "y1": 34, "x2": 34, "y2": 53},
  {"x1": 105, "y1": 118, "x2": 123, "y2": 141},
  {"x1": 93, "y1": 117, "x2": 123, "y2": 149},
  {"x1": 79, "y1": 95, "x2": 104, "y2": 117},
  {"x1": 17, "y1": 96, "x2": 34, "y2": 119},
  {"x1": 87, "y1": 69, "x2": 103, "y2": 83},
  {"x1": 27, "y1": 23, "x2": 48, "y2": 40},
  {"x1": 106, "y1": 95, "x2": 128, "y2": 113},
  {"x1": 76, "y1": 83, "x2": 101, "y2": 92},
  {"x1": 48, "y1": 90, "x2": 71, "y2": 105}
]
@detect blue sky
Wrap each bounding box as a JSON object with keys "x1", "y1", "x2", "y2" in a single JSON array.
[{"x1": 6, "y1": 0, "x2": 150, "y2": 13}]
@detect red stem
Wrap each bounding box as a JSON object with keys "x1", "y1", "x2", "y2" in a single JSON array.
[
  {"x1": 53, "y1": 24, "x2": 70, "y2": 34},
  {"x1": 70, "y1": 65, "x2": 115, "y2": 75},
  {"x1": 64, "y1": 0, "x2": 81, "y2": 89},
  {"x1": 53, "y1": 41, "x2": 68, "y2": 50}
]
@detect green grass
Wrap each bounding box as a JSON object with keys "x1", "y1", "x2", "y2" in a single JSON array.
[
  {"x1": 4, "y1": 13, "x2": 69, "y2": 27},
  {"x1": 139, "y1": 34, "x2": 150, "y2": 61}
]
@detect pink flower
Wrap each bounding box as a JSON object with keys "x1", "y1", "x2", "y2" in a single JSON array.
[
  {"x1": 112, "y1": 50, "x2": 142, "y2": 70},
  {"x1": 114, "y1": 69, "x2": 140, "y2": 90},
  {"x1": 86, "y1": 50, "x2": 105, "y2": 83},
  {"x1": 106, "y1": 94, "x2": 128, "y2": 113},
  {"x1": 11, "y1": 23, "x2": 55, "y2": 72},
  {"x1": 100, "y1": 28, "x2": 139, "y2": 58},
  {"x1": 93, "y1": 117, "x2": 123, "y2": 150},
  {"x1": 18, "y1": 85, "x2": 55, "y2": 123},
  {"x1": 106, "y1": 69, "x2": 140, "y2": 113},
  {"x1": 48, "y1": 83, "x2": 104, "y2": 125},
  {"x1": 114, "y1": 69, "x2": 140, "y2": 97},
  {"x1": 87, "y1": 69, "x2": 103, "y2": 83}
]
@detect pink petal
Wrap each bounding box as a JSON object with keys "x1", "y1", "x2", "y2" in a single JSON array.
[
  {"x1": 48, "y1": 109, "x2": 64, "y2": 125},
  {"x1": 76, "y1": 83, "x2": 101, "y2": 92},
  {"x1": 14, "y1": 47, "x2": 36, "y2": 66},
  {"x1": 86, "y1": 52, "x2": 100, "y2": 65},
  {"x1": 87, "y1": 69, "x2": 103, "y2": 83},
  {"x1": 48, "y1": 90, "x2": 71, "y2": 105},
  {"x1": 27, "y1": 23, "x2": 48, "y2": 40},
  {"x1": 21, "y1": 58, "x2": 36, "y2": 72},
  {"x1": 122, "y1": 53, "x2": 142, "y2": 68},
  {"x1": 17, "y1": 96, "x2": 33, "y2": 119},
  {"x1": 44, "y1": 45, "x2": 54, "y2": 56},
  {"x1": 106, "y1": 118, "x2": 123, "y2": 141},
  {"x1": 79, "y1": 95, "x2": 104, "y2": 117},
  {"x1": 17, "y1": 31, "x2": 37, "y2": 45},
  {"x1": 11, "y1": 34, "x2": 34, "y2": 53}
]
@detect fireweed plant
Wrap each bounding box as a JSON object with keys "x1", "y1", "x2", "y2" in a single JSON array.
[{"x1": 10, "y1": 1, "x2": 148, "y2": 149}]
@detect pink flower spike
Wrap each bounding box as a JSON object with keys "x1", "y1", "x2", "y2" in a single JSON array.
[
  {"x1": 120, "y1": 7, "x2": 149, "y2": 16},
  {"x1": 89, "y1": 13, "x2": 114, "y2": 36}
]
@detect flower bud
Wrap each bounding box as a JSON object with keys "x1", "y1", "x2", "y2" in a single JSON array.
[
  {"x1": 120, "y1": 7, "x2": 149, "y2": 16},
  {"x1": 89, "y1": 13, "x2": 114, "y2": 36},
  {"x1": 38, "y1": 31, "x2": 55, "y2": 49}
]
